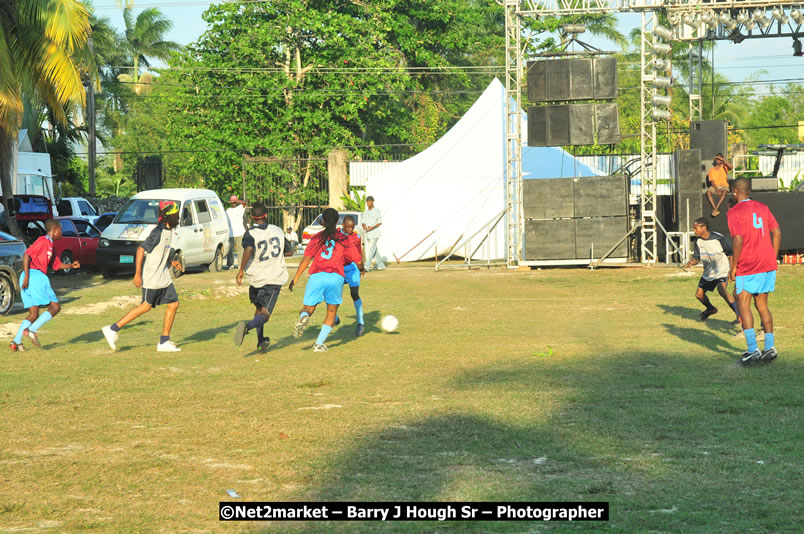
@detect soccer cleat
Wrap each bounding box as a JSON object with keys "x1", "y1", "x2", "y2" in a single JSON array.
[
  {"x1": 9, "y1": 342, "x2": 24, "y2": 352},
  {"x1": 313, "y1": 343, "x2": 328, "y2": 352},
  {"x1": 699, "y1": 307, "x2": 718, "y2": 322},
  {"x1": 334, "y1": 316, "x2": 341, "y2": 326},
  {"x1": 157, "y1": 340, "x2": 181, "y2": 352},
  {"x1": 739, "y1": 349, "x2": 762, "y2": 366},
  {"x1": 355, "y1": 323, "x2": 365, "y2": 337},
  {"x1": 233, "y1": 321, "x2": 248, "y2": 346},
  {"x1": 101, "y1": 325, "x2": 118, "y2": 351},
  {"x1": 257, "y1": 339, "x2": 271, "y2": 353},
  {"x1": 23, "y1": 329, "x2": 40, "y2": 348},
  {"x1": 731, "y1": 317, "x2": 741, "y2": 326},
  {"x1": 759, "y1": 347, "x2": 778, "y2": 364},
  {"x1": 293, "y1": 314, "x2": 310, "y2": 339}
]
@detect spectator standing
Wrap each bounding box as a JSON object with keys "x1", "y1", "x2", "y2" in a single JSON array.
[
  {"x1": 361, "y1": 195, "x2": 385, "y2": 271},
  {"x1": 226, "y1": 195, "x2": 248, "y2": 269}
]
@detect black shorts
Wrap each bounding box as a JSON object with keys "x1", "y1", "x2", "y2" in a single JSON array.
[
  {"x1": 249, "y1": 284, "x2": 281, "y2": 313},
  {"x1": 142, "y1": 284, "x2": 179, "y2": 308},
  {"x1": 698, "y1": 277, "x2": 728, "y2": 292}
]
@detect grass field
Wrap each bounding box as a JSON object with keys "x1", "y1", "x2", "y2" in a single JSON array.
[{"x1": 1, "y1": 264, "x2": 803, "y2": 532}]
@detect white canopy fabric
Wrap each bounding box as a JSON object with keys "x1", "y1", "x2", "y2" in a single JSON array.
[{"x1": 364, "y1": 78, "x2": 601, "y2": 263}]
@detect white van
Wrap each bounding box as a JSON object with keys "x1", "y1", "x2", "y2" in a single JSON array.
[{"x1": 96, "y1": 189, "x2": 230, "y2": 279}]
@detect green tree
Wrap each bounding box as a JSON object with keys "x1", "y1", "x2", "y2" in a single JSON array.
[
  {"x1": 119, "y1": 7, "x2": 182, "y2": 85},
  {"x1": 0, "y1": 0, "x2": 90, "y2": 236}
]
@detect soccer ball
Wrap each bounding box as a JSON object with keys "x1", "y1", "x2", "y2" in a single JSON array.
[{"x1": 380, "y1": 315, "x2": 399, "y2": 333}]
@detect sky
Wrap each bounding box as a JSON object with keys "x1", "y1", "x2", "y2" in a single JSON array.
[{"x1": 92, "y1": 2, "x2": 802, "y2": 95}]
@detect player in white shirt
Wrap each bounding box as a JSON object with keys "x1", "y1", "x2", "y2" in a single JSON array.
[{"x1": 234, "y1": 204, "x2": 293, "y2": 352}]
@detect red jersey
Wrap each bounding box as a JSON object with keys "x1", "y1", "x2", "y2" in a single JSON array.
[
  {"x1": 727, "y1": 199, "x2": 779, "y2": 276},
  {"x1": 305, "y1": 234, "x2": 354, "y2": 276},
  {"x1": 340, "y1": 231, "x2": 362, "y2": 265},
  {"x1": 25, "y1": 235, "x2": 62, "y2": 273}
]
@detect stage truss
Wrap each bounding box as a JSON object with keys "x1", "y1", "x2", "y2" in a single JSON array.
[{"x1": 504, "y1": 0, "x2": 804, "y2": 266}]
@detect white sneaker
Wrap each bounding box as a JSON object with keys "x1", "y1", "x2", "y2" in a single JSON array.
[
  {"x1": 157, "y1": 340, "x2": 181, "y2": 352},
  {"x1": 102, "y1": 325, "x2": 118, "y2": 351},
  {"x1": 313, "y1": 343, "x2": 328, "y2": 352}
]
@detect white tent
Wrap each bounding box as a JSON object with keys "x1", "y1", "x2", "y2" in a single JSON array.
[{"x1": 364, "y1": 78, "x2": 601, "y2": 263}]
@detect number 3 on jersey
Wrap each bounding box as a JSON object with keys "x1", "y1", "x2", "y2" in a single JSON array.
[{"x1": 320, "y1": 239, "x2": 335, "y2": 259}]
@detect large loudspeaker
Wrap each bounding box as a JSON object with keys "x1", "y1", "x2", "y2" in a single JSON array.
[
  {"x1": 690, "y1": 120, "x2": 728, "y2": 161},
  {"x1": 525, "y1": 219, "x2": 576, "y2": 260},
  {"x1": 569, "y1": 104, "x2": 595, "y2": 145},
  {"x1": 595, "y1": 103, "x2": 621, "y2": 144},
  {"x1": 575, "y1": 217, "x2": 628, "y2": 258},
  {"x1": 528, "y1": 103, "x2": 621, "y2": 147},
  {"x1": 677, "y1": 149, "x2": 704, "y2": 192},
  {"x1": 527, "y1": 58, "x2": 618, "y2": 102},
  {"x1": 676, "y1": 149, "x2": 704, "y2": 231},
  {"x1": 523, "y1": 178, "x2": 574, "y2": 219},
  {"x1": 593, "y1": 57, "x2": 618, "y2": 100},
  {"x1": 574, "y1": 175, "x2": 627, "y2": 217}
]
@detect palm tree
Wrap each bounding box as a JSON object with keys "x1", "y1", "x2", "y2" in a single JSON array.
[
  {"x1": 0, "y1": 0, "x2": 90, "y2": 236},
  {"x1": 119, "y1": 8, "x2": 182, "y2": 88}
]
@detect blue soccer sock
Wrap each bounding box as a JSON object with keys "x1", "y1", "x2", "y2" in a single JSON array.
[
  {"x1": 14, "y1": 320, "x2": 32, "y2": 344},
  {"x1": 28, "y1": 312, "x2": 52, "y2": 333},
  {"x1": 256, "y1": 326, "x2": 265, "y2": 344},
  {"x1": 160, "y1": 335, "x2": 170, "y2": 344},
  {"x1": 110, "y1": 323, "x2": 121, "y2": 332},
  {"x1": 744, "y1": 328, "x2": 758, "y2": 352},
  {"x1": 729, "y1": 302, "x2": 739, "y2": 316},
  {"x1": 247, "y1": 314, "x2": 267, "y2": 331},
  {"x1": 764, "y1": 332, "x2": 775, "y2": 350},
  {"x1": 316, "y1": 324, "x2": 332, "y2": 345},
  {"x1": 299, "y1": 311, "x2": 310, "y2": 320},
  {"x1": 354, "y1": 299, "x2": 364, "y2": 325}
]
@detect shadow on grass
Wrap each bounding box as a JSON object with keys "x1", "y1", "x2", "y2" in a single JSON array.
[
  {"x1": 661, "y1": 323, "x2": 741, "y2": 355},
  {"x1": 274, "y1": 351, "x2": 802, "y2": 533},
  {"x1": 182, "y1": 321, "x2": 240, "y2": 344},
  {"x1": 67, "y1": 319, "x2": 155, "y2": 344}
]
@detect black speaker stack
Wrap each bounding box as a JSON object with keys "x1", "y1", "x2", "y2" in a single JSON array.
[
  {"x1": 526, "y1": 58, "x2": 621, "y2": 147},
  {"x1": 675, "y1": 149, "x2": 705, "y2": 232}
]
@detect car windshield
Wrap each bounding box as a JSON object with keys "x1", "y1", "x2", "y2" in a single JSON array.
[{"x1": 114, "y1": 199, "x2": 177, "y2": 225}]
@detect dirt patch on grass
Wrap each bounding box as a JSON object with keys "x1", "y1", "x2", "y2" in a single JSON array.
[{"x1": 63, "y1": 295, "x2": 141, "y2": 315}]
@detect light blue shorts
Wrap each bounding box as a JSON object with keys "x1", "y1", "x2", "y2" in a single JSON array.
[
  {"x1": 303, "y1": 272, "x2": 345, "y2": 306},
  {"x1": 735, "y1": 271, "x2": 776, "y2": 295},
  {"x1": 20, "y1": 269, "x2": 58, "y2": 308},
  {"x1": 343, "y1": 263, "x2": 361, "y2": 288}
]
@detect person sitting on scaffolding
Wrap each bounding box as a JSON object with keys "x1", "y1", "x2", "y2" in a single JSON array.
[{"x1": 706, "y1": 153, "x2": 732, "y2": 217}]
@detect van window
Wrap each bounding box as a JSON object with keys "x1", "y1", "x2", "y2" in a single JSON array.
[
  {"x1": 57, "y1": 200, "x2": 72, "y2": 216},
  {"x1": 78, "y1": 200, "x2": 97, "y2": 216},
  {"x1": 181, "y1": 203, "x2": 194, "y2": 226},
  {"x1": 60, "y1": 219, "x2": 78, "y2": 237},
  {"x1": 194, "y1": 200, "x2": 211, "y2": 224}
]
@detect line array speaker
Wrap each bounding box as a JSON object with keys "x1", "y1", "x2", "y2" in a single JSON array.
[
  {"x1": 527, "y1": 58, "x2": 619, "y2": 102},
  {"x1": 528, "y1": 104, "x2": 621, "y2": 146}
]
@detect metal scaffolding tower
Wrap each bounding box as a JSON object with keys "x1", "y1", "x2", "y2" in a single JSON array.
[{"x1": 504, "y1": 0, "x2": 523, "y2": 267}]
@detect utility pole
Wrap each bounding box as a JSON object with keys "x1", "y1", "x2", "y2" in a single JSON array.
[{"x1": 88, "y1": 36, "x2": 96, "y2": 197}]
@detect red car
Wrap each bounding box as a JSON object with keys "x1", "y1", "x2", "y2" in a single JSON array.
[{"x1": 25, "y1": 217, "x2": 101, "y2": 273}]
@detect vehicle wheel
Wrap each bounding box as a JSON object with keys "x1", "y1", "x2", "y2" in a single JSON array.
[
  {"x1": 208, "y1": 245, "x2": 223, "y2": 272},
  {"x1": 60, "y1": 251, "x2": 74, "y2": 274},
  {"x1": 0, "y1": 273, "x2": 15, "y2": 315},
  {"x1": 171, "y1": 251, "x2": 184, "y2": 279},
  {"x1": 101, "y1": 267, "x2": 116, "y2": 279}
]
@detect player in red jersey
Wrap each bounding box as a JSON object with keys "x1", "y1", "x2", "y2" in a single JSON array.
[
  {"x1": 11, "y1": 220, "x2": 80, "y2": 351},
  {"x1": 288, "y1": 208, "x2": 362, "y2": 351},
  {"x1": 336, "y1": 215, "x2": 366, "y2": 336},
  {"x1": 727, "y1": 178, "x2": 782, "y2": 365}
]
